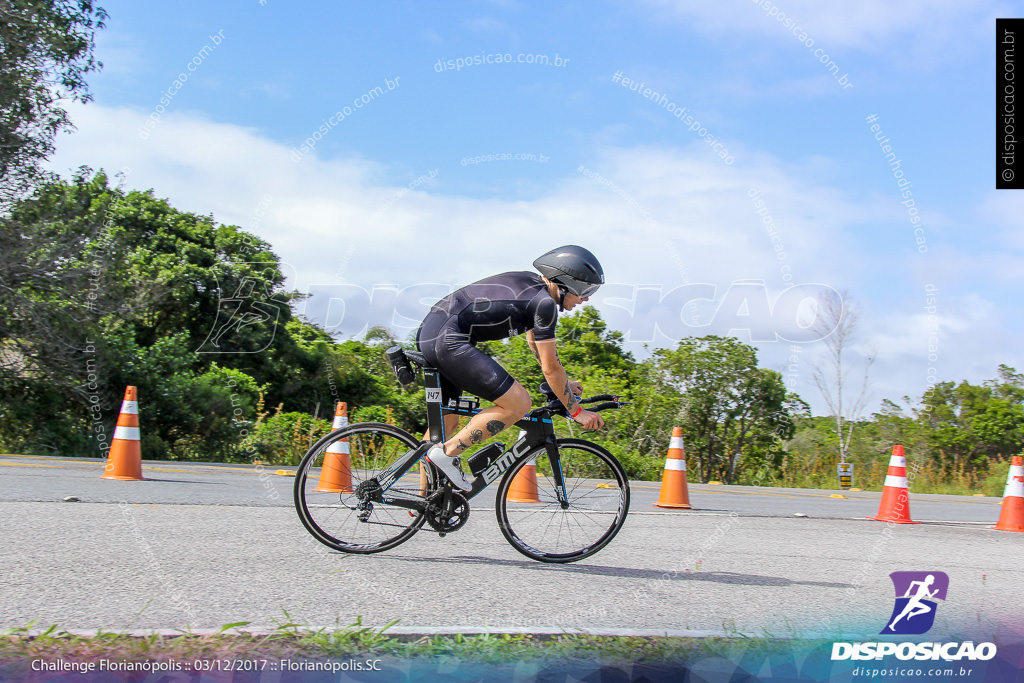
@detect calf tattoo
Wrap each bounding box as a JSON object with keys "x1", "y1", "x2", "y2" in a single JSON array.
[
  {"x1": 470, "y1": 429, "x2": 484, "y2": 444},
  {"x1": 486, "y1": 419, "x2": 505, "y2": 436}
]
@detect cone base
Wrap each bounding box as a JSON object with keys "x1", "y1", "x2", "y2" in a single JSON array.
[
  {"x1": 313, "y1": 485, "x2": 354, "y2": 493},
  {"x1": 867, "y1": 515, "x2": 920, "y2": 524},
  {"x1": 102, "y1": 439, "x2": 143, "y2": 481},
  {"x1": 869, "y1": 485, "x2": 916, "y2": 524},
  {"x1": 655, "y1": 469, "x2": 692, "y2": 510},
  {"x1": 507, "y1": 466, "x2": 540, "y2": 503},
  {"x1": 993, "y1": 497, "x2": 1024, "y2": 531}
]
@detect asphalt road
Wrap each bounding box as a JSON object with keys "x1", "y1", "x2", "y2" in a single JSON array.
[{"x1": 1, "y1": 454, "x2": 1022, "y2": 640}]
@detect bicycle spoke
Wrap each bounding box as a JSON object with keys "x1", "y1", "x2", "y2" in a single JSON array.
[
  {"x1": 294, "y1": 423, "x2": 435, "y2": 554},
  {"x1": 497, "y1": 439, "x2": 630, "y2": 563}
]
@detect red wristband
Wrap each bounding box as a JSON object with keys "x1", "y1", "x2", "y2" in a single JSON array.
[{"x1": 570, "y1": 406, "x2": 583, "y2": 419}]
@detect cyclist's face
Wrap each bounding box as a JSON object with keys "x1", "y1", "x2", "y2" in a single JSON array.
[{"x1": 563, "y1": 292, "x2": 588, "y2": 310}]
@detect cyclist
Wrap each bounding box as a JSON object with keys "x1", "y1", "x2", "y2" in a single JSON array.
[{"x1": 416, "y1": 245, "x2": 606, "y2": 491}]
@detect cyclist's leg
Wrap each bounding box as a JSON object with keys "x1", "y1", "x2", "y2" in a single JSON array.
[
  {"x1": 421, "y1": 414, "x2": 460, "y2": 442},
  {"x1": 443, "y1": 381, "x2": 530, "y2": 456},
  {"x1": 418, "y1": 312, "x2": 531, "y2": 462}
]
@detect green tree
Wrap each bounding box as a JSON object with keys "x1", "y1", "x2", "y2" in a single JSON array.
[
  {"x1": 0, "y1": 171, "x2": 313, "y2": 458},
  {"x1": 553, "y1": 305, "x2": 633, "y2": 374},
  {"x1": 0, "y1": 0, "x2": 107, "y2": 206},
  {"x1": 917, "y1": 365, "x2": 1024, "y2": 469},
  {"x1": 654, "y1": 335, "x2": 794, "y2": 483},
  {"x1": 479, "y1": 305, "x2": 633, "y2": 402}
]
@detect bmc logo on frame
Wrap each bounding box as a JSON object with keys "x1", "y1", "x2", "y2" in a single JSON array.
[{"x1": 831, "y1": 571, "x2": 997, "y2": 662}]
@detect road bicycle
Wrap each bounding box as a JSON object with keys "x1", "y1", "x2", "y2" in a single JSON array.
[{"x1": 293, "y1": 346, "x2": 630, "y2": 563}]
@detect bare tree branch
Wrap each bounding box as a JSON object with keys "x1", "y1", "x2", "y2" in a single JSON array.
[{"x1": 810, "y1": 289, "x2": 873, "y2": 462}]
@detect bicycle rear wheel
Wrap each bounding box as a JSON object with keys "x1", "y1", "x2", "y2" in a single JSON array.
[
  {"x1": 495, "y1": 438, "x2": 630, "y2": 563},
  {"x1": 294, "y1": 422, "x2": 435, "y2": 554}
]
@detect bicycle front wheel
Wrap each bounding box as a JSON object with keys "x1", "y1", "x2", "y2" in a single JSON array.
[
  {"x1": 294, "y1": 422, "x2": 435, "y2": 554},
  {"x1": 495, "y1": 438, "x2": 630, "y2": 563}
]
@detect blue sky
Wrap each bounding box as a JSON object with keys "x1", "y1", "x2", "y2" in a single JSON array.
[{"x1": 49, "y1": 0, "x2": 1024, "y2": 417}]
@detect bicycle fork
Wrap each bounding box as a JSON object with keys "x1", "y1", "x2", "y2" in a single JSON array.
[{"x1": 543, "y1": 439, "x2": 571, "y2": 509}]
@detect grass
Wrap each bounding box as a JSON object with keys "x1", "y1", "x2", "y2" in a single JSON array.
[
  {"x1": 0, "y1": 616, "x2": 818, "y2": 669},
  {"x1": 742, "y1": 450, "x2": 1010, "y2": 497}
]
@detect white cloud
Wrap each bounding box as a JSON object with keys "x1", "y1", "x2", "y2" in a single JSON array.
[
  {"x1": 47, "y1": 103, "x2": 1021, "y2": 413},
  {"x1": 978, "y1": 189, "x2": 1024, "y2": 251},
  {"x1": 51, "y1": 103, "x2": 870, "y2": 292},
  {"x1": 641, "y1": 0, "x2": 1008, "y2": 59}
]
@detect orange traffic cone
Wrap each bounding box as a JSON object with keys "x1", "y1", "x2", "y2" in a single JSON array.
[
  {"x1": 868, "y1": 445, "x2": 919, "y2": 524},
  {"x1": 101, "y1": 386, "x2": 144, "y2": 480},
  {"x1": 656, "y1": 427, "x2": 693, "y2": 509},
  {"x1": 314, "y1": 402, "x2": 353, "y2": 493},
  {"x1": 507, "y1": 430, "x2": 540, "y2": 503},
  {"x1": 993, "y1": 456, "x2": 1024, "y2": 532}
]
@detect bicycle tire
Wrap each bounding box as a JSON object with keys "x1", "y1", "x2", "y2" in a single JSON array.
[
  {"x1": 294, "y1": 422, "x2": 435, "y2": 554},
  {"x1": 495, "y1": 438, "x2": 630, "y2": 563}
]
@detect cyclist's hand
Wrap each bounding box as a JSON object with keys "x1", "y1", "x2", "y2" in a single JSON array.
[
  {"x1": 568, "y1": 380, "x2": 584, "y2": 396},
  {"x1": 574, "y1": 408, "x2": 604, "y2": 430}
]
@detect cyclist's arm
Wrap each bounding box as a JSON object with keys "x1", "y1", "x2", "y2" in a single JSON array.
[{"x1": 529, "y1": 332, "x2": 604, "y2": 430}]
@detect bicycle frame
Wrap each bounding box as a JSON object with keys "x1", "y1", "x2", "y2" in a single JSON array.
[{"x1": 372, "y1": 367, "x2": 567, "y2": 508}]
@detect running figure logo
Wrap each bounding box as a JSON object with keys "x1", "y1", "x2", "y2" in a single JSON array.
[
  {"x1": 881, "y1": 571, "x2": 949, "y2": 635},
  {"x1": 196, "y1": 266, "x2": 290, "y2": 354}
]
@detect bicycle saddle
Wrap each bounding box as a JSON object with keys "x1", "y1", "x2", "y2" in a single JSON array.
[{"x1": 404, "y1": 349, "x2": 429, "y2": 367}]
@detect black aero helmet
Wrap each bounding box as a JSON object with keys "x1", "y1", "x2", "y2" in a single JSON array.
[{"x1": 533, "y1": 245, "x2": 605, "y2": 299}]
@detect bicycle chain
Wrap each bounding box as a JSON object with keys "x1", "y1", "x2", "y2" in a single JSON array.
[{"x1": 350, "y1": 485, "x2": 469, "y2": 534}]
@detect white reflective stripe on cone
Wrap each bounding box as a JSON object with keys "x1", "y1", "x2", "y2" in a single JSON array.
[
  {"x1": 883, "y1": 475, "x2": 908, "y2": 489},
  {"x1": 663, "y1": 459, "x2": 686, "y2": 471},
  {"x1": 1007, "y1": 478, "x2": 1024, "y2": 498},
  {"x1": 120, "y1": 401, "x2": 139, "y2": 415},
  {"x1": 331, "y1": 416, "x2": 349, "y2": 429},
  {"x1": 889, "y1": 455, "x2": 906, "y2": 467},
  {"x1": 112, "y1": 426, "x2": 141, "y2": 441},
  {"x1": 326, "y1": 441, "x2": 350, "y2": 455},
  {"x1": 669, "y1": 436, "x2": 684, "y2": 450}
]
